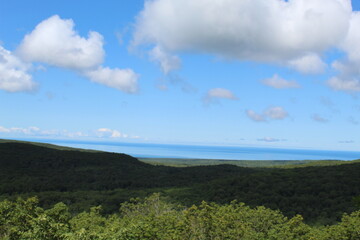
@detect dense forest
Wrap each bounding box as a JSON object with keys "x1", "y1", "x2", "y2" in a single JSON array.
[
  {"x1": 0, "y1": 140, "x2": 360, "y2": 238},
  {"x1": 1, "y1": 194, "x2": 359, "y2": 239}
]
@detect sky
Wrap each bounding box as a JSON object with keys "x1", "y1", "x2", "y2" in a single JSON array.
[{"x1": 0, "y1": 0, "x2": 360, "y2": 151}]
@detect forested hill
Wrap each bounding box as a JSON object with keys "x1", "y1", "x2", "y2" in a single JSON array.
[
  {"x1": 0, "y1": 141, "x2": 360, "y2": 225},
  {"x1": 0, "y1": 142, "x2": 254, "y2": 192}
]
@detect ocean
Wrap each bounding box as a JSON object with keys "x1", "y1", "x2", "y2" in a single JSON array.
[{"x1": 36, "y1": 139, "x2": 360, "y2": 161}]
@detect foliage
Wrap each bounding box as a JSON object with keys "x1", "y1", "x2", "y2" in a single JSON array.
[{"x1": 0, "y1": 195, "x2": 359, "y2": 239}]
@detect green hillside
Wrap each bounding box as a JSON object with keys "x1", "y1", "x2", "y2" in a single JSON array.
[{"x1": 0, "y1": 140, "x2": 359, "y2": 225}]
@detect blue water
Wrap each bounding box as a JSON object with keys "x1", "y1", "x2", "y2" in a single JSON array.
[{"x1": 32, "y1": 139, "x2": 360, "y2": 161}]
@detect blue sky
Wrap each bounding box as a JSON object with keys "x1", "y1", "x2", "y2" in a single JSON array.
[{"x1": 0, "y1": 0, "x2": 360, "y2": 151}]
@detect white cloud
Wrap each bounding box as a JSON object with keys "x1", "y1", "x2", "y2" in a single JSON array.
[
  {"x1": 246, "y1": 110, "x2": 266, "y2": 122},
  {"x1": 204, "y1": 88, "x2": 237, "y2": 104},
  {"x1": 0, "y1": 125, "x2": 61, "y2": 137},
  {"x1": 206, "y1": 88, "x2": 237, "y2": 100},
  {"x1": 133, "y1": 0, "x2": 351, "y2": 72},
  {"x1": 288, "y1": 53, "x2": 326, "y2": 74},
  {"x1": 96, "y1": 128, "x2": 124, "y2": 138},
  {"x1": 246, "y1": 106, "x2": 288, "y2": 121},
  {"x1": 312, "y1": 114, "x2": 329, "y2": 123},
  {"x1": 327, "y1": 77, "x2": 360, "y2": 92},
  {"x1": 265, "y1": 106, "x2": 288, "y2": 120},
  {"x1": 327, "y1": 12, "x2": 360, "y2": 93},
  {"x1": 84, "y1": 67, "x2": 139, "y2": 93},
  {"x1": 0, "y1": 45, "x2": 37, "y2": 92},
  {"x1": 0, "y1": 125, "x2": 139, "y2": 139},
  {"x1": 149, "y1": 45, "x2": 181, "y2": 74},
  {"x1": 17, "y1": 15, "x2": 104, "y2": 71},
  {"x1": 262, "y1": 74, "x2": 300, "y2": 89},
  {"x1": 0, "y1": 126, "x2": 41, "y2": 135},
  {"x1": 0, "y1": 126, "x2": 10, "y2": 133},
  {"x1": 15, "y1": 15, "x2": 139, "y2": 93}
]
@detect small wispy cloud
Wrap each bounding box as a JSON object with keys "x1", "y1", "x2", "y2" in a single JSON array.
[
  {"x1": 348, "y1": 116, "x2": 359, "y2": 125},
  {"x1": 203, "y1": 88, "x2": 238, "y2": 105},
  {"x1": 96, "y1": 128, "x2": 124, "y2": 138},
  {"x1": 0, "y1": 125, "x2": 140, "y2": 139},
  {"x1": 312, "y1": 114, "x2": 329, "y2": 123},
  {"x1": 149, "y1": 45, "x2": 181, "y2": 74},
  {"x1": 246, "y1": 106, "x2": 288, "y2": 122},
  {"x1": 156, "y1": 74, "x2": 197, "y2": 93},
  {"x1": 339, "y1": 140, "x2": 354, "y2": 144},
  {"x1": 246, "y1": 110, "x2": 266, "y2": 122},
  {"x1": 262, "y1": 74, "x2": 300, "y2": 89},
  {"x1": 257, "y1": 137, "x2": 286, "y2": 142}
]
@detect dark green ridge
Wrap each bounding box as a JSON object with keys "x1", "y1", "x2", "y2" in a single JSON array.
[{"x1": 0, "y1": 139, "x2": 359, "y2": 225}]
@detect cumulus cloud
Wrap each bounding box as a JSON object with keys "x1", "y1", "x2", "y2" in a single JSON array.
[
  {"x1": 14, "y1": 15, "x2": 139, "y2": 93},
  {"x1": 17, "y1": 15, "x2": 104, "y2": 70},
  {"x1": 203, "y1": 88, "x2": 238, "y2": 104},
  {"x1": 149, "y1": 45, "x2": 181, "y2": 74},
  {"x1": 133, "y1": 0, "x2": 351, "y2": 72},
  {"x1": 288, "y1": 53, "x2": 326, "y2": 74},
  {"x1": 327, "y1": 12, "x2": 360, "y2": 93},
  {"x1": 339, "y1": 140, "x2": 354, "y2": 144},
  {"x1": 0, "y1": 45, "x2": 37, "y2": 92},
  {"x1": 312, "y1": 114, "x2": 329, "y2": 123},
  {"x1": 262, "y1": 74, "x2": 300, "y2": 89},
  {"x1": 84, "y1": 67, "x2": 139, "y2": 93},
  {"x1": 327, "y1": 76, "x2": 360, "y2": 93},
  {"x1": 246, "y1": 106, "x2": 288, "y2": 122}
]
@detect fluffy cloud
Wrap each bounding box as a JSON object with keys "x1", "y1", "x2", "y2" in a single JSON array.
[
  {"x1": 0, "y1": 46, "x2": 37, "y2": 92},
  {"x1": 133, "y1": 0, "x2": 351, "y2": 72},
  {"x1": 287, "y1": 53, "x2": 326, "y2": 74},
  {"x1": 203, "y1": 88, "x2": 238, "y2": 104},
  {"x1": 17, "y1": 15, "x2": 104, "y2": 70},
  {"x1": 327, "y1": 12, "x2": 360, "y2": 93},
  {"x1": 14, "y1": 15, "x2": 139, "y2": 93},
  {"x1": 84, "y1": 67, "x2": 139, "y2": 93},
  {"x1": 327, "y1": 77, "x2": 360, "y2": 92},
  {"x1": 246, "y1": 106, "x2": 288, "y2": 122},
  {"x1": 262, "y1": 74, "x2": 300, "y2": 89}
]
